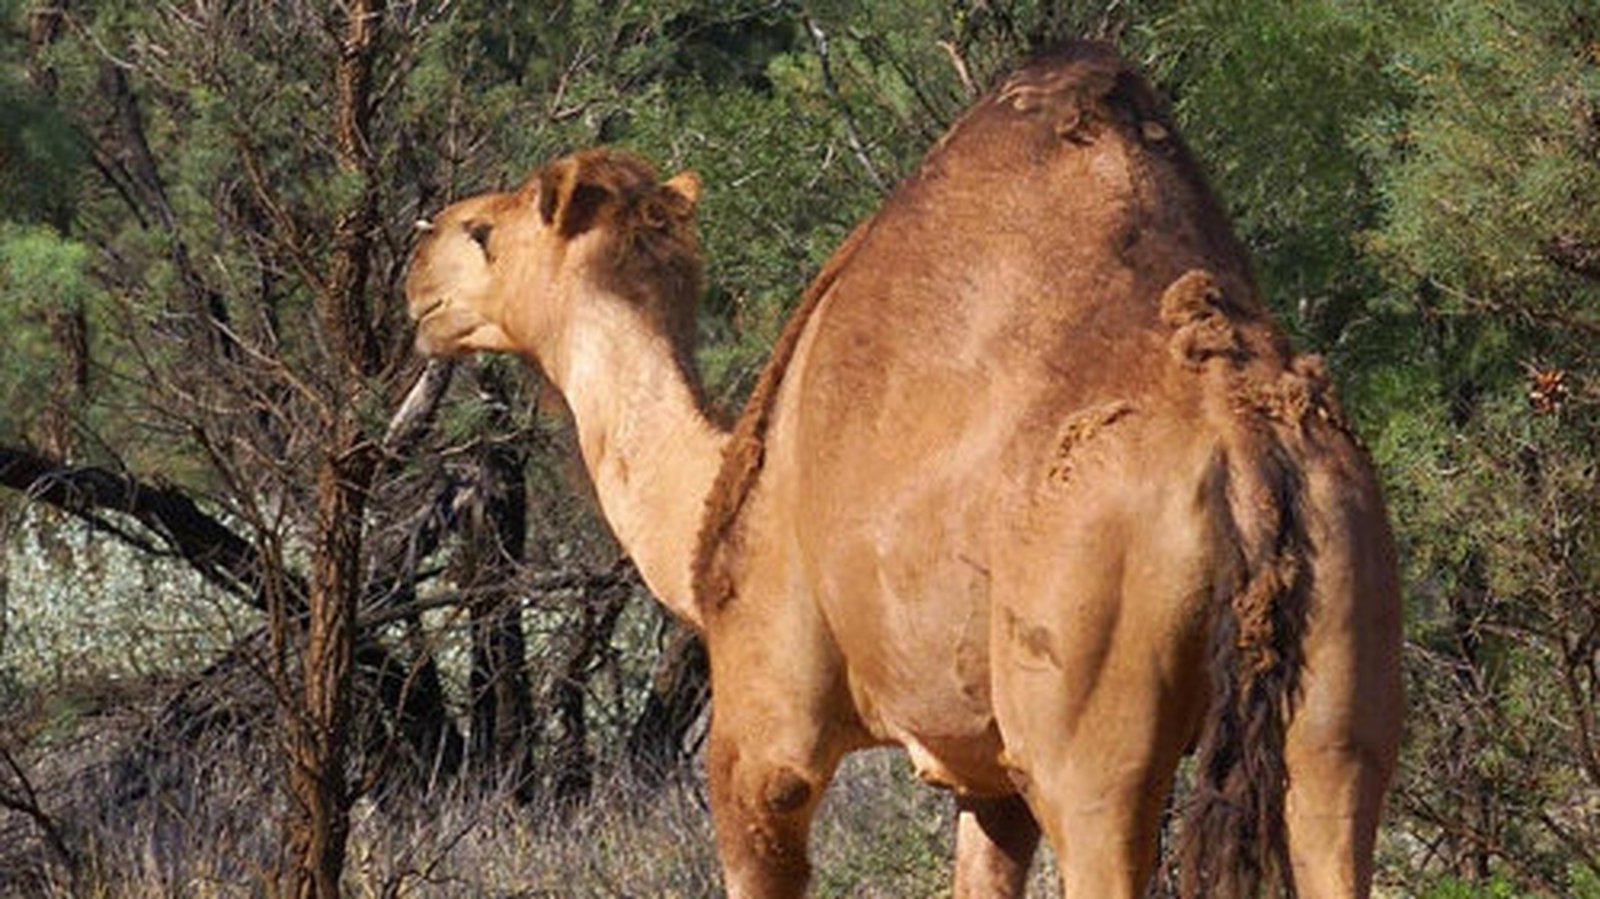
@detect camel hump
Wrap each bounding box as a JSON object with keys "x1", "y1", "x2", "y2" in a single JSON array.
[{"x1": 993, "y1": 40, "x2": 1173, "y2": 146}]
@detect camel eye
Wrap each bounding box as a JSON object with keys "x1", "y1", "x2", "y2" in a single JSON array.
[{"x1": 466, "y1": 221, "x2": 493, "y2": 253}]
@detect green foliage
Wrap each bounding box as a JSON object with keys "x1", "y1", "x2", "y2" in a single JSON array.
[
  {"x1": 0, "y1": 224, "x2": 94, "y2": 441},
  {"x1": 0, "y1": 1, "x2": 81, "y2": 226},
  {"x1": 1367, "y1": 2, "x2": 1600, "y2": 302},
  {"x1": 1152, "y1": 0, "x2": 1400, "y2": 346},
  {"x1": 0, "y1": 75, "x2": 79, "y2": 224},
  {"x1": 0, "y1": 223, "x2": 91, "y2": 311},
  {"x1": 1418, "y1": 875, "x2": 1536, "y2": 899}
]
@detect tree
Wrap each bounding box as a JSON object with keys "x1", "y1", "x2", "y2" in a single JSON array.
[{"x1": 3, "y1": 2, "x2": 495, "y2": 893}]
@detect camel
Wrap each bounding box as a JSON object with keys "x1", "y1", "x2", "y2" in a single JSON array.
[{"x1": 405, "y1": 42, "x2": 1403, "y2": 898}]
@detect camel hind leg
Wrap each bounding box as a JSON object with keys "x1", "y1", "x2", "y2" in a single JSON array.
[
  {"x1": 991, "y1": 629, "x2": 1195, "y2": 899},
  {"x1": 1282, "y1": 730, "x2": 1394, "y2": 898},
  {"x1": 1283, "y1": 462, "x2": 1403, "y2": 898},
  {"x1": 953, "y1": 793, "x2": 1040, "y2": 898},
  {"x1": 989, "y1": 494, "x2": 1211, "y2": 898}
]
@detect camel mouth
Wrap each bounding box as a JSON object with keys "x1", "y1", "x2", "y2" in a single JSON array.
[{"x1": 410, "y1": 296, "x2": 446, "y2": 324}]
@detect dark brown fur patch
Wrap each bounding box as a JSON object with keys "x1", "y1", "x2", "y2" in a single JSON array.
[
  {"x1": 1178, "y1": 436, "x2": 1308, "y2": 899},
  {"x1": 532, "y1": 150, "x2": 708, "y2": 404},
  {"x1": 762, "y1": 767, "x2": 815, "y2": 815},
  {"x1": 1000, "y1": 606, "x2": 1064, "y2": 671}
]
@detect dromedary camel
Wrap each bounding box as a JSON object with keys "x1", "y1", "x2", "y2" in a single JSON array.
[{"x1": 405, "y1": 42, "x2": 1402, "y2": 898}]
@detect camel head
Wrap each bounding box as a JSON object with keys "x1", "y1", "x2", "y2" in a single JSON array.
[{"x1": 405, "y1": 148, "x2": 703, "y2": 377}]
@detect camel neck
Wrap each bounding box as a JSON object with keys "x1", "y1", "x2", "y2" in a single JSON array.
[{"x1": 549, "y1": 298, "x2": 726, "y2": 630}]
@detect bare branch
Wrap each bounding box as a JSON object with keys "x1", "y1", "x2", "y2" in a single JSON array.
[
  {"x1": 0, "y1": 746, "x2": 78, "y2": 875},
  {"x1": 1427, "y1": 277, "x2": 1600, "y2": 338},
  {"x1": 936, "y1": 40, "x2": 976, "y2": 99},
  {"x1": 236, "y1": 134, "x2": 330, "y2": 301},
  {"x1": 383, "y1": 360, "x2": 456, "y2": 455},
  {"x1": 803, "y1": 15, "x2": 889, "y2": 194}
]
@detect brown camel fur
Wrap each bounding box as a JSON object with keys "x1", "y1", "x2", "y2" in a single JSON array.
[{"x1": 405, "y1": 42, "x2": 1403, "y2": 899}]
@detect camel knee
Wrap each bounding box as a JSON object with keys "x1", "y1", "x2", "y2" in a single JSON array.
[
  {"x1": 708, "y1": 739, "x2": 830, "y2": 897},
  {"x1": 712, "y1": 742, "x2": 825, "y2": 820},
  {"x1": 761, "y1": 765, "x2": 817, "y2": 814}
]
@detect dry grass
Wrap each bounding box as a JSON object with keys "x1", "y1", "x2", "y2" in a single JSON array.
[
  {"x1": 1, "y1": 688, "x2": 1448, "y2": 898},
  {"x1": 2, "y1": 690, "x2": 1073, "y2": 898}
]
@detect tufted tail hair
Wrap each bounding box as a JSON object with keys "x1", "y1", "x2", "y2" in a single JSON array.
[{"x1": 1163, "y1": 269, "x2": 1311, "y2": 899}]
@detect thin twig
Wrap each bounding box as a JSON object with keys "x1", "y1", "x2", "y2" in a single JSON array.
[
  {"x1": 936, "y1": 40, "x2": 975, "y2": 98},
  {"x1": 0, "y1": 746, "x2": 79, "y2": 874},
  {"x1": 1428, "y1": 276, "x2": 1600, "y2": 337},
  {"x1": 803, "y1": 15, "x2": 889, "y2": 193}
]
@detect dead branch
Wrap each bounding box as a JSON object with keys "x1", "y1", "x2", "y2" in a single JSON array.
[
  {"x1": 383, "y1": 360, "x2": 456, "y2": 455},
  {"x1": 0, "y1": 745, "x2": 78, "y2": 875},
  {"x1": 936, "y1": 40, "x2": 976, "y2": 98},
  {"x1": 0, "y1": 444, "x2": 299, "y2": 610},
  {"x1": 803, "y1": 15, "x2": 889, "y2": 194},
  {"x1": 1427, "y1": 276, "x2": 1600, "y2": 338}
]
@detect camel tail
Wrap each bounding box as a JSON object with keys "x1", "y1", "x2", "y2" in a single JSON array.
[{"x1": 1162, "y1": 269, "x2": 1312, "y2": 899}]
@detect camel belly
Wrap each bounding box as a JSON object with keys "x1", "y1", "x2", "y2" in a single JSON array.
[
  {"x1": 898, "y1": 731, "x2": 1016, "y2": 797},
  {"x1": 801, "y1": 460, "x2": 1017, "y2": 795},
  {"x1": 770, "y1": 274, "x2": 1040, "y2": 796}
]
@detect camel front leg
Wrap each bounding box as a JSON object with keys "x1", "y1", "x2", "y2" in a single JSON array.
[
  {"x1": 954, "y1": 793, "x2": 1040, "y2": 898},
  {"x1": 706, "y1": 708, "x2": 838, "y2": 898},
  {"x1": 700, "y1": 557, "x2": 854, "y2": 898}
]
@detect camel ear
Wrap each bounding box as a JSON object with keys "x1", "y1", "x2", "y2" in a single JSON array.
[
  {"x1": 662, "y1": 170, "x2": 701, "y2": 215},
  {"x1": 538, "y1": 157, "x2": 611, "y2": 238}
]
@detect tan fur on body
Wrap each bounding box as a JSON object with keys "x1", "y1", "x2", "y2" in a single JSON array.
[{"x1": 406, "y1": 42, "x2": 1402, "y2": 899}]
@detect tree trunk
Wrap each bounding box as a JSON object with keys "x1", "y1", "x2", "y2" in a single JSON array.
[
  {"x1": 626, "y1": 622, "x2": 709, "y2": 787},
  {"x1": 282, "y1": 444, "x2": 376, "y2": 899},
  {"x1": 325, "y1": 0, "x2": 386, "y2": 379},
  {"x1": 277, "y1": 3, "x2": 386, "y2": 896},
  {"x1": 25, "y1": 0, "x2": 84, "y2": 459}
]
